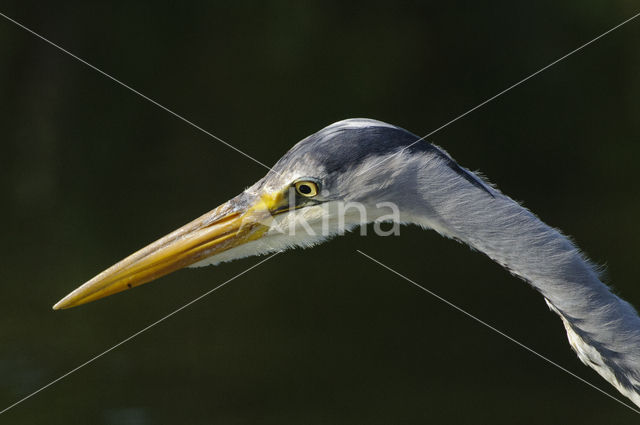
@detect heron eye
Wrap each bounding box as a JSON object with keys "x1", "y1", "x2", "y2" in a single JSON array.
[{"x1": 294, "y1": 181, "x2": 318, "y2": 197}]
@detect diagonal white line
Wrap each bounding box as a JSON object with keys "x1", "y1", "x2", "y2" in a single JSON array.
[
  {"x1": 358, "y1": 10, "x2": 640, "y2": 176},
  {"x1": 356, "y1": 249, "x2": 640, "y2": 415},
  {"x1": 0, "y1": 252, "x2": 281, "y2": 416},
  {"x1": 0, "y1": 11, "x2": 277, "y2": 174}
]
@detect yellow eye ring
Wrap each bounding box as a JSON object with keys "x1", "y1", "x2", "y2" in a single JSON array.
[{"x1": 294, "y1": 180, "x2": 319, "y2": 197}]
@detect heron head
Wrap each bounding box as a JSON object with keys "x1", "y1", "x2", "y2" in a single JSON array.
[{"x1": 53, "y1": 119, "x2": 424, "y2": 309}]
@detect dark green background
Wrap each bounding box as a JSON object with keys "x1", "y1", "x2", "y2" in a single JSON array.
[{"x1": 2, "y1": 1, "x2": 639, "y2": 424}]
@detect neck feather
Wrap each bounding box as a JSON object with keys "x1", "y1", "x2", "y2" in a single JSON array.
[{"x1": 398, "y1": 151, "x2": 640, "y2": 406}]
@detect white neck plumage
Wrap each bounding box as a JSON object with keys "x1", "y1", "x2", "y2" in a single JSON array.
[{"x1": 403, "y1": 150, "x2": 640, "y2": 406}]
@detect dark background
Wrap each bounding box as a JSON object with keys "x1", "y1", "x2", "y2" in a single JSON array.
[{"x1": 1, "y1": 1, "x2": 639, "y2": 424}]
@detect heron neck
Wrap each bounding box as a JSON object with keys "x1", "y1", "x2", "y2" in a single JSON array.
[{"x1": 407, "y1": 158, "x2": 640, "y2": 405}]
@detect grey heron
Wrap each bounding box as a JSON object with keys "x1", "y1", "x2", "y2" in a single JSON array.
[{"x1": 54, "y1": 118, "x2": 640, "y2": 407}]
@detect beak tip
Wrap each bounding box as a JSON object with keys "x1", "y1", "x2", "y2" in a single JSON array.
[{"x1": 52, "y1": 296, "x2": 74, "y2": 310}]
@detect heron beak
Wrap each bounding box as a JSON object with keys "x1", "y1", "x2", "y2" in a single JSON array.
[{"x1": 53, "y1": 191, "x2": 287, "y2": 310}]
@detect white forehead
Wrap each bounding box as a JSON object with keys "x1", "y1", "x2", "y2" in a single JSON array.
[{"x1": 321, "y1": 118, "x2": 397, "y2": 131}]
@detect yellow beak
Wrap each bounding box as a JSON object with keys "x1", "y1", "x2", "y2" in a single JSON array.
[{"x1": 53, "y1": 192, "x2": 285, "y2": 310}]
